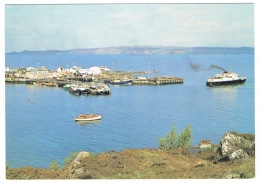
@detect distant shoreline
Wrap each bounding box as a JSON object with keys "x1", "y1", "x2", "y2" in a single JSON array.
[{"x1": 6, "y1": 46, "x2": 254, "y2": 55}]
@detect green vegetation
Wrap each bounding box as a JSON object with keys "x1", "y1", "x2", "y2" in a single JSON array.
[
  {"x1": 159, "y1": 124, "x2": 192, "y2": 150},
  {"x1": 6, "y1": 130, "x2": 255, "y2": 179},
  {"x1": 176, "y1": 124, "x2": 192, "y2": 147},
  {"x1": 89, "y1": 152, "x2": 97, "y2": 158},
  {"x1": 223, "y1": 157, "x2": 255, "y2": 178},
  {"x1": 63, "y1": 151, "x2": 80, "y2": 166},
  {"x1": 17, "y1": 68, "x2": 26, "y2": 74},
  {"x1": 49, "y1": 161, "x2": 61, "y2": 171},
  {"x1": 20, "y1": 174, "x2": 31, "y2": 180},
  {"x1": 6, "y1": 145, "x2": 255, "y2": 179},
  {"x1": 230, "y1": 131, "x2": 255, "y2": 142},
  {"x1": 6, "y1": 162, "x2": 10, "y2": 170}
]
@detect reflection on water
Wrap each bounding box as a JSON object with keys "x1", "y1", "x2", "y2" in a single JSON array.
[
  {"x1": 209, "y1": 85, "x2": 241, "y2": 108},
  {"x1": 76, "y1": 120, "x2": 102, "y2": 126}
]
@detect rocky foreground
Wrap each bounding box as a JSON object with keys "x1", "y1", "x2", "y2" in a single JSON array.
[{"x1": 6, "y1": 132, "x2": 255, "y2": 179}]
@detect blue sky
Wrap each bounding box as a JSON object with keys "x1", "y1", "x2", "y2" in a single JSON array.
[{"x1": 5, "y1": 4, "x2": 254, "y2": 52}]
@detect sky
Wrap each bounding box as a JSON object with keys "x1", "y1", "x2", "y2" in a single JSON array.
[{"x1": 5, "y1": 3, "x2": 254, "y2": 52}]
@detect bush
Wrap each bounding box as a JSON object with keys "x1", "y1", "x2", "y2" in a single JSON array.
[
  {"x1": 176, "y1": 124, "x2": 192, "y2": 148},
  {"x1": 159, "y1": 123, "x2": 192, "y2": 150},
  {"x1": 20, "y1": 174, "x2": 31, "y2": 180},
  {"x1": 63, "y1": 151, "x2": 80, "y2": 166},
  {"x1": 49, "y1": 161, "x2": 61, "y2": 171},
  {"x1": 6, "y1": 162, "x2": 10, "y2": 170},
  {"x1": 159, "y1": 124, "x2": 177, "y2": 150}
]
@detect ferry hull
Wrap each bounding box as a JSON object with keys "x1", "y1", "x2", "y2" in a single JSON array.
[{"x1": 206, "y1": 78, "x2": 246, "y2": 87}]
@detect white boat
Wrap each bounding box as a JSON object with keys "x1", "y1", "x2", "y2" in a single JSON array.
[
  {"x1": 75, "y1": 114, "x2": 102, "y2": 122},
  {"x1": 63, "y1": 83, "x2": 78, "y2": 90},
  {"x1": 110, "y1": 79, "x2": 132, "y2": 85},
  {"x1": 206, "y1": 71, "x2": 246, "y2": 87}
]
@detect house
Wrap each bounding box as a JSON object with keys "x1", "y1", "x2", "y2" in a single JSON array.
[
  {"x1": 26, "y1": 67, "x2": 37, "y2": 72},
  {"x1": 199, "y1": 140, "x2": 211, "y2": 149},
  {"x1": 57, "y1": 66, "x2": 64, "y2": 73},
  {"x1": 37, "y1": 66, "x2": 49, "y2": 74},
  {"x1": 70, "y1": 66, "x2": 82, "y2": 73}
]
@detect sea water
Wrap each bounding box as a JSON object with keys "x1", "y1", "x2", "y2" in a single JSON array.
[{"x1": 5, "y1": 53, "x2": 254, "y2": 168}]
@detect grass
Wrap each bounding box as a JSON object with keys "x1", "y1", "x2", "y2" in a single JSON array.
[
  {"x1": 20, "y1": 174, "x2": 31, "y2": 180},
  {"x1": 6, "y1": 148, "x2": 255, "y2": 179}
]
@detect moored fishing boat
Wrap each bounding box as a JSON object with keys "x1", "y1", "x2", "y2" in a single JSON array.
[
  {"x1": 75, "y1": 114, "x2": 102, "y2": 122},
  {"x1": 110, "y1": 79, "x2": 132, "y2": 85},
  {"x1": 63, "y1": 83, "x2": 78, "y2": 90},
  {"x1": 69, "y1": 86, "x2": 81, "y2": 95}
]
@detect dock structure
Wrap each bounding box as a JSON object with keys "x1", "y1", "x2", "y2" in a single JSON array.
[
  {"x1": 5, "y1": 78, "x2": 36, "y2": 84},
  {"x1": 132, "y1": 76, "x2": 183, "y2": 85}
]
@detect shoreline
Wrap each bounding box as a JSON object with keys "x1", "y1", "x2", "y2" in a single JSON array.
[
  {"x1": 6, "y1": 131, "x2": 255, "y2": 179},
  {"x1": 6, "y1": 146, "x2": 255, "y2": 179}
]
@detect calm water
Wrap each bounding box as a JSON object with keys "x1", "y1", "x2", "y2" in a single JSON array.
[{"x1": 6, "y1": 54, "x2": 254, "y2": 168}]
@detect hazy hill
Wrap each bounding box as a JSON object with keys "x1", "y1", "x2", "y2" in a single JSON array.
[{"x1": 7, "y1": 46, "x2": 254, "y2": 55}]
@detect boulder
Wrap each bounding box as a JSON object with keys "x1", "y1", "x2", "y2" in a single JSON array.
[
  {"x1": 74, "y1": 152, "x2": 90, "y2": 162},
  {"x1": 220, "y1": 132, "x2": 254, "y2": 160},
  {"x1": 221, "y1": 172, "x2": 241, "y2": 179},
  {"x1": 228, "y1": 149, "x2": 249, "y2": 160},
  {"x1": 69, "y1": 151, "x2": 90, "y2": 178}
]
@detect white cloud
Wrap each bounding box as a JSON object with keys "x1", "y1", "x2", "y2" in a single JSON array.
[{"x1": 5, "y1": 4, "x2": 254, "y2": 52}]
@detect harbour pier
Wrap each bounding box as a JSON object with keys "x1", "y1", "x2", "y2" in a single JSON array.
[
  {"x1": 132, "y1": 76, "x2": 183, "y2": 85},
  {"x1": 5, "y1": 78, "x2": 36, "y2": 84}
]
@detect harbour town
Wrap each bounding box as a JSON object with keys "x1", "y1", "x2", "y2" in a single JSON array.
[
  {"x1": 4, "y1": 2, "x2": 255, "y2": 180},
  {"x1": 5, "y1": 65, "x2": 184, "y2": 95}
]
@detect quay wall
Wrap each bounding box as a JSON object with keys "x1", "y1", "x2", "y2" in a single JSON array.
[{"x1": 132, "y1": 77, "x2": 183, "y2": 85}]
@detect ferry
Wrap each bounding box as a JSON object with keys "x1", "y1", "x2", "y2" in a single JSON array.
[
  {"x1": 75, "y1": 114, "x2": 102, "y2": 122},
  {"x1": 206, "y1": 70, "x2": 246, "y2": 87}
]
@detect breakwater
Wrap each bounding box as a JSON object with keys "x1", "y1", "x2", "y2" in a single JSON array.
[{"x1": 5, "y1": 78, "x2": 70, "y2": 87}]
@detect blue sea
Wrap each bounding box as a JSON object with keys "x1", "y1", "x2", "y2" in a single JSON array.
[{"x1": 5, "y1": 53, "x2": 255, "y2": 168}]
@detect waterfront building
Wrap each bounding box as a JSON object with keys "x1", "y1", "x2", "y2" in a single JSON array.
[
  {"x1": 26, "y1": 67, "x2": 37, "y2": 72},
  {"x1": 5, "y1": 67, "x2": 10, "y2": 72},
  {"x1": 70, "y1": 66, "x2": 82, "y2": 73},
  {"x1": 57, "y1": 67, "x2": 64, "y2": 73}
]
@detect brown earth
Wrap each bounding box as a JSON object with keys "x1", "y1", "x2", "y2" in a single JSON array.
[{"x1": 6, "y1": 148, "x2": 255, "y2": 179}]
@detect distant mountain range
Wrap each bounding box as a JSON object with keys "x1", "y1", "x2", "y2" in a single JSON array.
[{"x1": 6, "y1": 46, "x2": 254, "y2": 55}]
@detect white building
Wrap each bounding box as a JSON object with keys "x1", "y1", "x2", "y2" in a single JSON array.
[
  {"x1": 79, "y1": 66, "x2": 110, "y2": 75},
  {"x1": 26, "y1": 67, "x2": 37, "y2": 72},
  {"x1": 57, "y1": 67, "x2": 64, "y2": 73},
  {"x1": 70, "y1": 66, "x2": 82, "y2": 73}
]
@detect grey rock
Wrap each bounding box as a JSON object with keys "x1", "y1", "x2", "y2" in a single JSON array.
[
  {"x1": 71, "y1": 151, "x2": 90, "y2": 168},
  {"x1": 228, "y1": 149, "x2": 249, "y2": 160},
  {"x1": 221, "y1": 172, "x2": 241, "y2": 179},
  {"x1": 75, "y1": 168, "x2": 84, "y2": 175},
  {"x1": 220, "y1": 132, "x2": 253, "y2": 160},
  {"x1": 75, "y1": 151, "x2": 90, "y2": 160},
  {"x1": 68, "y1": 151, "x2": 90, "y2": 178}
]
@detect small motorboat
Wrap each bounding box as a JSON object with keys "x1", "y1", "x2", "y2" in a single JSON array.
[{"x1": 75, "y1": 114, "x2": 102, "y2": 122}]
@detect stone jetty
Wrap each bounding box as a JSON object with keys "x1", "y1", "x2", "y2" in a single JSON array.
[{"x1": 132, "y1": 76, "x2": 183, "y2": 85}]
